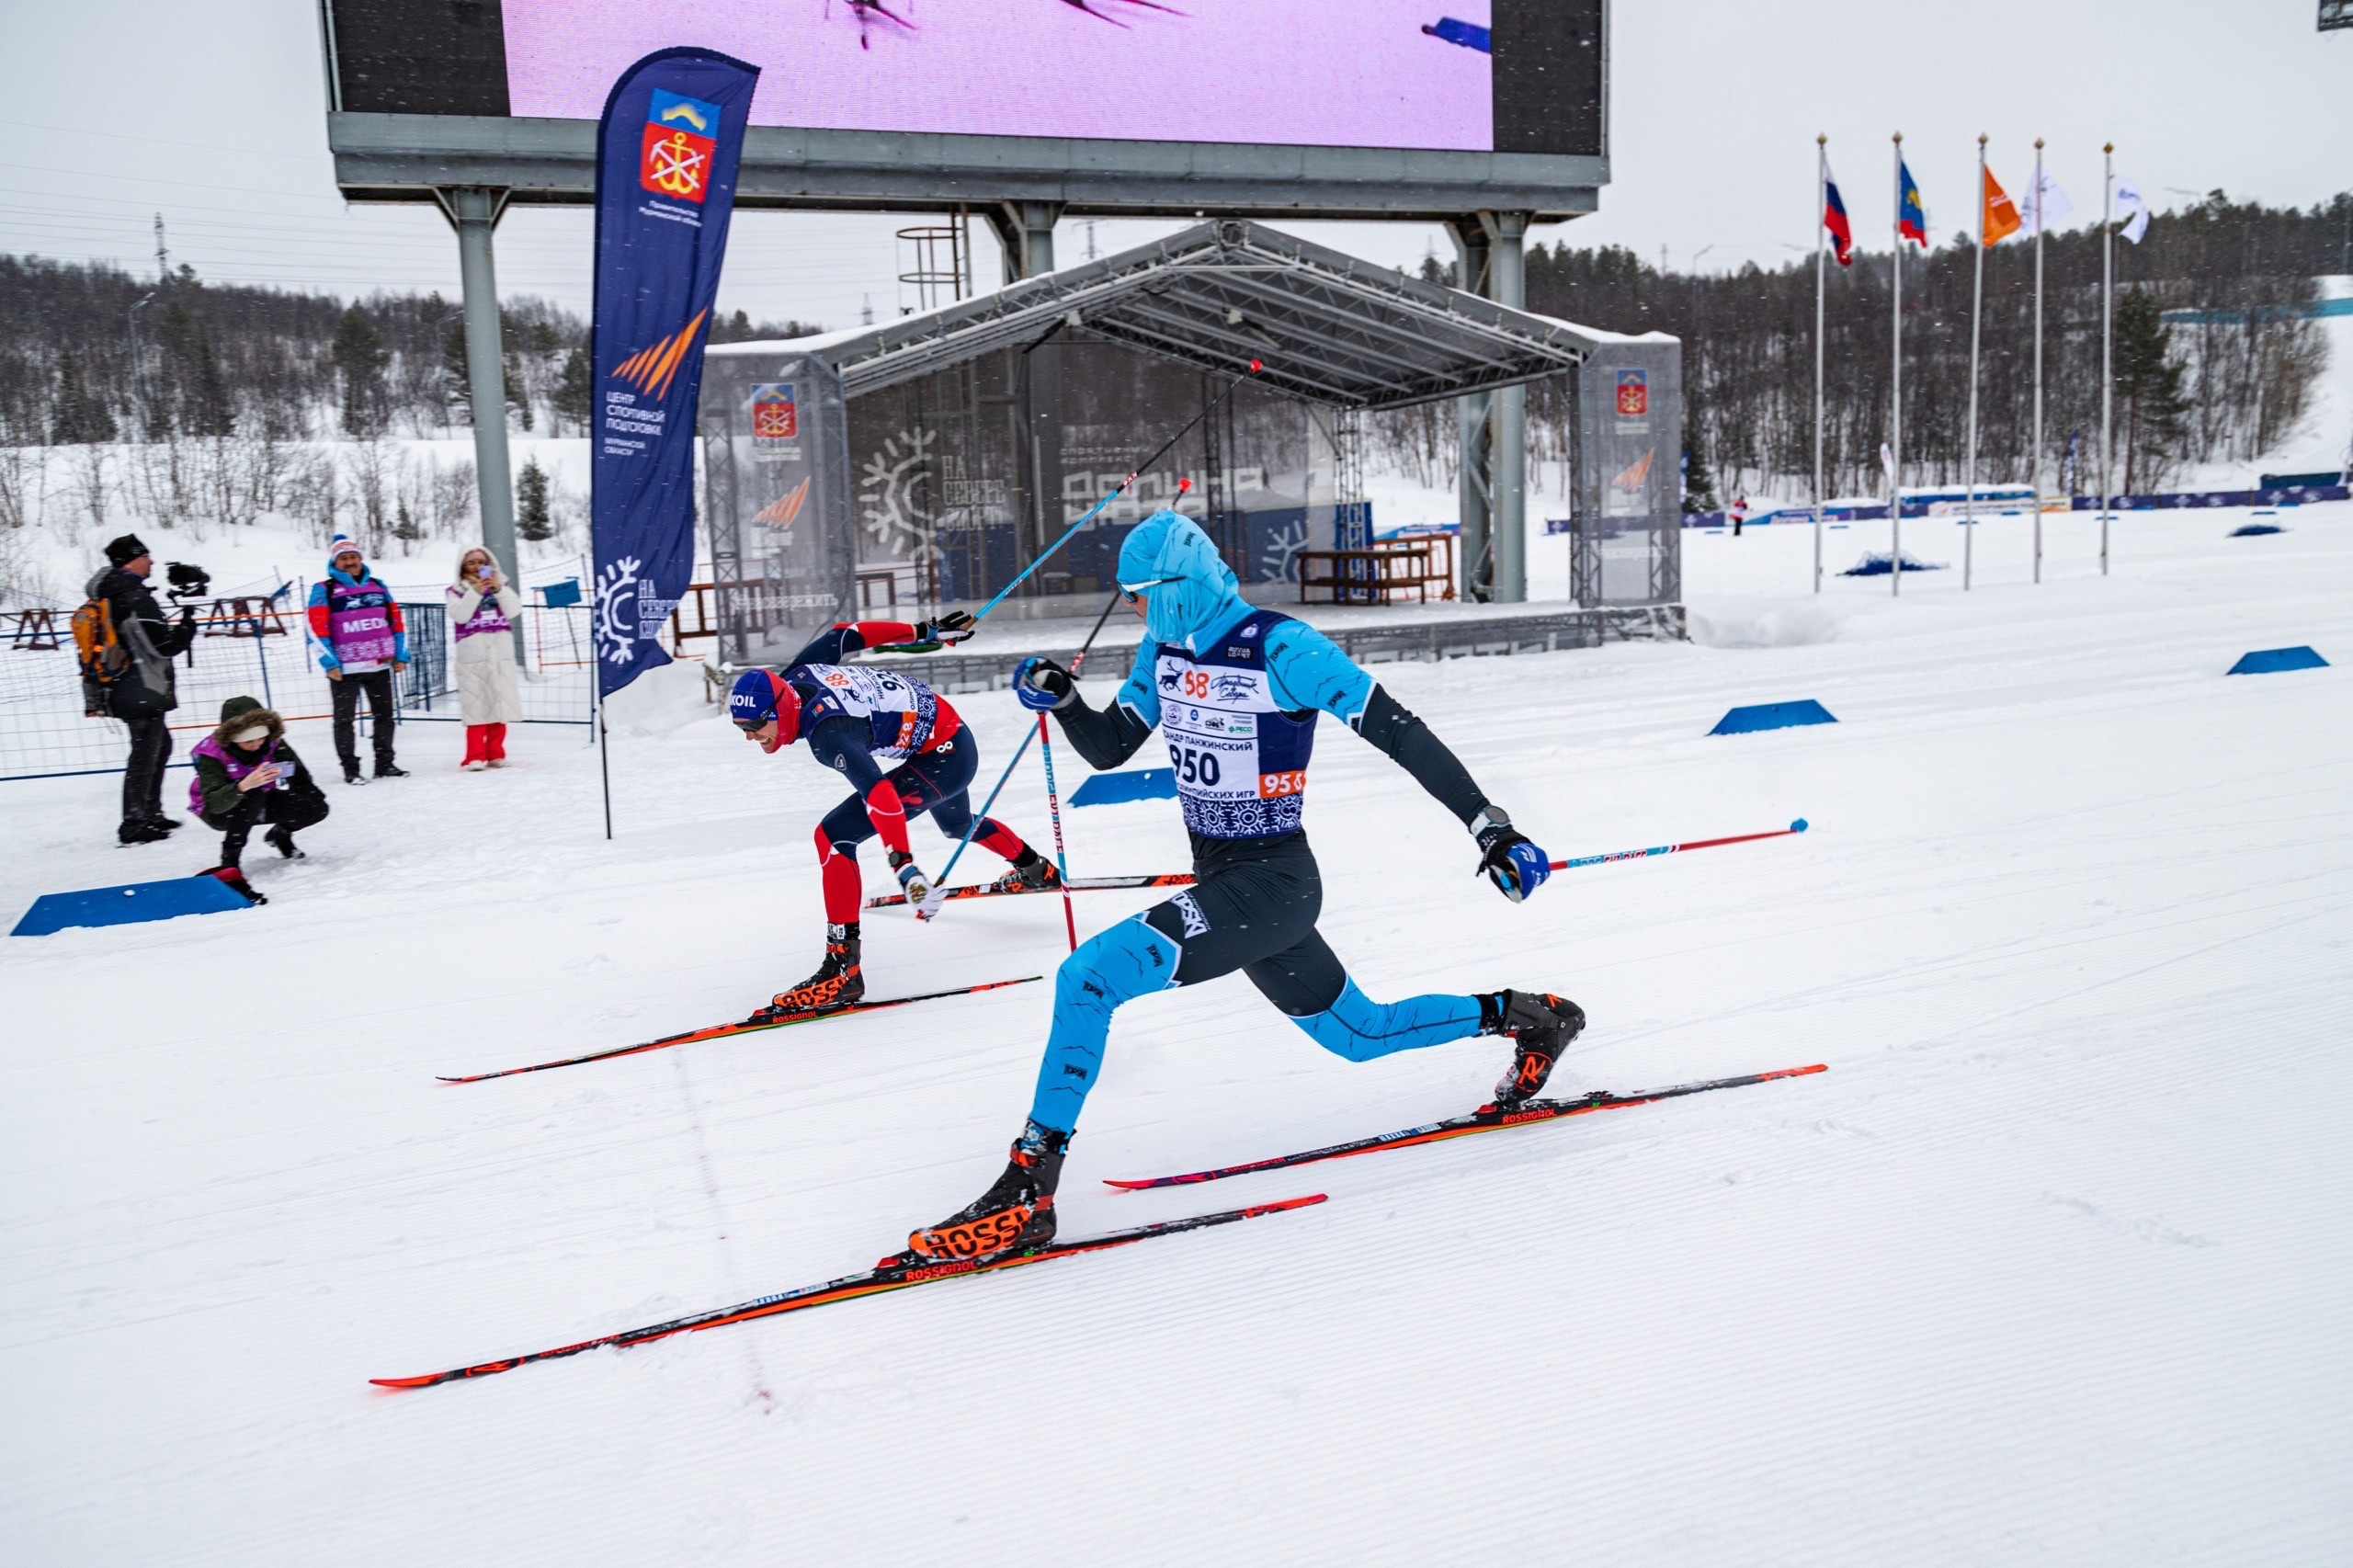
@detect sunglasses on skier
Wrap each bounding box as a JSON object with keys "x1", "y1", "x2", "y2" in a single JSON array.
[{"x1": 1119, "y1": 575, "x2": 1184, "y2": 603}]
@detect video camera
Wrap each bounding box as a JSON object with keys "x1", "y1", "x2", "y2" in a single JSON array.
[{"x1": 164, "y1": 562, "x2": 212, "y2": 605}]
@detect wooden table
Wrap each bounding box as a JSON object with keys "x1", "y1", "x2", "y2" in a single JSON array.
[{"x1": 1296, "y1": 539, "x2": 1454, "y2": 605}]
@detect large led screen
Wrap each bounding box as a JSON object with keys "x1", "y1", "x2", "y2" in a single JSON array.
[{"x1": 501, "y1": 0, "x2": 1504, "y2": 152}]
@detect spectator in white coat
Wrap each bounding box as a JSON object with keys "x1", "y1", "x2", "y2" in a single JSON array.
[{"x1": 448, "y1": 547, "x2": 524, "y2": 769}]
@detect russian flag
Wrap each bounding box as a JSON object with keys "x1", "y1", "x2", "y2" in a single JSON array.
[{"x1": 1823, "y1": 165, "x2": 1855, "y2": 267}]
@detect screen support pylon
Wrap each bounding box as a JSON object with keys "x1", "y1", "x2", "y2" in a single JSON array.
[{"x1": 436, "y1": 185, "x2": 520, "y2": 659}]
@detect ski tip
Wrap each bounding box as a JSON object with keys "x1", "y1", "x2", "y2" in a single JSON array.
[
  {"x1": 369, "y1": 1373, "x2": 438, "y2": 1390},
  {"x1": 1791, "y1": 817, "x2": 1810, "y2": 833},
  {"x1": 1768, "y1": 1063, "x2": 1830, "y2": 1080},
  {"x1": 1248, "y1": 1193, "x2": 1328, "y2": 1215},
  {"x1": 1101, "y1": 1176, "x2": 1159, "y2": 1191}
]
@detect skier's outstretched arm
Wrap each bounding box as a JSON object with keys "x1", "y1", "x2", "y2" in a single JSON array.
[
  {"x1": 1260, "y1": 621, "x2": 1485, "y2": 823},
  {"x1": 1012, "y1": 646, "x2": 1160, "y2": 770},
  {"x1": 1263, "y1": 620, "x2": 1551, "y2": 901}
]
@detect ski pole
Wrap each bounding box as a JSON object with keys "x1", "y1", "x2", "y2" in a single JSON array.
[
  {"x1": 1549, "y1": 818, "x2": 1809, "y2": 873},
  {"x1": 1069, "y1": 583, "x2": 1125, "y2": 677},
  {"x1": 915, "y1": 721, "x2": 1040, "y2": 921},
  {"x1": 1036, "y1": 712, "x2": 1079, "y2": 951},
  {"x1": 873, "y1": 368, "x2": 1257, "y2": 651}
]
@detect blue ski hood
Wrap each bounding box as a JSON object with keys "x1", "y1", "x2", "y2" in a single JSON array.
[{"x1": 1116, "y1": 509, "x2": 1246, "y2": 650}]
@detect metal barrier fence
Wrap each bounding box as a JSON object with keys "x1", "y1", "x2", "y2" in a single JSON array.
[
  {"x1": 390, "y1": 601, "x2": 597, "y2": 730},
  {"x1": 1, "y1": 590, "x2": 593, "y2": 783}
]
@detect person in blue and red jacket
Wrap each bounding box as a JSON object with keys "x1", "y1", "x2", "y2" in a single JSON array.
[
  {"x1": 305, "y1": 534, "x2": 410, "y2": 784},
  {"x1": 728, "y1": 613, "x2": 1058, "y2": 1016}
]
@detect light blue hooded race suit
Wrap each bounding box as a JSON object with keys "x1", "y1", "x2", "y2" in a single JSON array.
[{"x1": 1024, "y1": 510, "x2": 1486, "y2": 1134}]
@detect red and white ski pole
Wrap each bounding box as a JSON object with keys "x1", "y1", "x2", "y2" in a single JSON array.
[
  {"x1": 1036, "y1": 714, "x2": 1078, "y2": 951},
  {"x1": 1550, "y1": 818, "x2": 1809, "y2": 872}
]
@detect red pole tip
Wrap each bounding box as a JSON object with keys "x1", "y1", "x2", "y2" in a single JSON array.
[
  {"x1": 1176, "y1": 477, "x2": 1192, "y2": 494},
  {"x1": 1248, "y1": 358, "x2": 1263, "y2": 373}
]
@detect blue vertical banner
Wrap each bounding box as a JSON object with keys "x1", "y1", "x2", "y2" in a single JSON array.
[{"x1": 591, "y1": 49, "x2": 759, "y2": 697}]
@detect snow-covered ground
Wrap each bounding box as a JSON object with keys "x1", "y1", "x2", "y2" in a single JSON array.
[{"x1": 4, "y1": 500, "x2": 2349, "y2": 1563}]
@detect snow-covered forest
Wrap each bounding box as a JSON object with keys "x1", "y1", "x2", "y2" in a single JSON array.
[
  {"x1": 1374, "y1": 190, "x2": 2347, "y2": 504},
  {"x1": 1, "y1": 188, "x2": 2342, "y2": 609}
]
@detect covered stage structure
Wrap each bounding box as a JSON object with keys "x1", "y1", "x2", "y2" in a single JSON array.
[{"x1": 699, "y1": 220, "x2": 1682, "y2": 678}]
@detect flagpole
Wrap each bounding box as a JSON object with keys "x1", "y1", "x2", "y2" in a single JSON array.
[
  {"x1": 1814, "y1": 133, "x2": 1827, "y2": 596},
  {"x1": 1966, "y1": 134, "x2": 1986, "y2": 592},
  {"x1": 2032, "y1": 137, "x2": 2046, "y2": 585},
  {"x1": 1891, "y1": 131, "x2": 1904, "y2": 598},
  {"x1": 2100, "y1": 142, "x2": 2115, "y2": 576}
]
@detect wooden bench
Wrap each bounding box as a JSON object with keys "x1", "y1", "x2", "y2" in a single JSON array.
[{"x1": 1295, "y1": 538, "x2": 1455, "y2": 606}]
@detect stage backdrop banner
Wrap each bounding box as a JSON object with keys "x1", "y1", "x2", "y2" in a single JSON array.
[{"x1": 591, "y1": 48, "x2": 758, "y2": 697}]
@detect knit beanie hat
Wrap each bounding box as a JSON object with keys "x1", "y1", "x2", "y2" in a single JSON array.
[
  {"x1": 105, "y1": 533, "x2": 149, "y2": 567},
  {"x1": 330, "y1": 534, "x2": 362, "y2": 562}
]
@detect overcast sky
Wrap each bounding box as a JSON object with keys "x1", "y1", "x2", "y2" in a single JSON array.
[{"x1": 3, "y1": 1, "x2": 2347, "y2": 330}]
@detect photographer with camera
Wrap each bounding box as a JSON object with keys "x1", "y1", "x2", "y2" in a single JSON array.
[
  {"x1": 304, "y1": 534, "x2": 409, "y2": 785},
  {"x1": 78, "y1": 534, "x2": 199, "y2": 846},
  {"x1": 185, "y1": 696, "x2": 329, "y2": 903}
]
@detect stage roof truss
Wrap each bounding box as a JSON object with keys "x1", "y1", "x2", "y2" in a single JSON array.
[{"x1": 784, "y1": 221, "x2": 1600, "y2": 413}]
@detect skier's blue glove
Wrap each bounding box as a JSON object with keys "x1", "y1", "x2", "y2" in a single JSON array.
[
  {"x1": 1472, "y1": 808, "x2": 1551, "y2": 903},
  {"x1": 1014, "y1": 656, "x2": 1076, "y2": 712}
]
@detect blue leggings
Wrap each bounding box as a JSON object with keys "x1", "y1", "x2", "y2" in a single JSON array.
[{"x1": 1026, "y1": 835, "x2": 1484, "y2": 1134}]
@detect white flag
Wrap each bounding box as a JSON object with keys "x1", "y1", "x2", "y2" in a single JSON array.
[
  {"x1": 2020, "y1": 168, "x2": 2075, "y2": 234},
  {"x1": 1880, "y1": 442, "x2": 1897, "y2": 482},
  {"x1": 2114, "y1": 177, "x2": 2149, "y2": 244}
]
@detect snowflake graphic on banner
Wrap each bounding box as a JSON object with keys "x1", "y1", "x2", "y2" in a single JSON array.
[
  {"x1": 859, "y1": 427, "x2": 939, "y2": 564},
  {"x1": 1258, "y1": 517, "x2": 1308, "y2": 584},
  {"x1": 596, "y1": 555, "x2": 643, "y2": 666}
]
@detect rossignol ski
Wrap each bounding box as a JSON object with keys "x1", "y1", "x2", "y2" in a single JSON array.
[
  {"x1": 866, "y1": 871, "x2": 1194, "y2": 912},
  {"x1": 1105, "y1": 1064, "x2": 1828, "y2": 1190},
  {"x1": 371, "y1": 1192, "x2": 1327, "y2": 1389},
  {"x1": 439, "y1": 976, "x2": 1043, "y2": 1084}
]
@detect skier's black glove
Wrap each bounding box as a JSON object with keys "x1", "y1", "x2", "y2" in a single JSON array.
[
  {"x1": 1472, "y1": 806, "x2": 1552, "y2": 903},
  {"x1": 1014, "y1": 656, "x2": 1077, "y2": 712},
  {"x1": 915, "y1": 610, "x2": 976, "y2": 646}
]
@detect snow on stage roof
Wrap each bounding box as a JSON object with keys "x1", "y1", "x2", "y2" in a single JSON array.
[{"x1": 705, "y1": 220, "x2": 1608, "y2": 412}]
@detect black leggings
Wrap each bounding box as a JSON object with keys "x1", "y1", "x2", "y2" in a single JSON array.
[
  {"x1": 1142, "y1": 832, "x2": 1347, "y2": 1017},
  {"x1": 120, "y1": 714, "x2": 172, "y2": 824},
  {"x1": 199, "y1": 786, "x2": 330, "y2": 867},
  {"x1": 331, "y1": 669, "x2": 396, "y2": 772}
]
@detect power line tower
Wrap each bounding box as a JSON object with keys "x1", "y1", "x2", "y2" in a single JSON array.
[
  {"x1": 2322, "y1": 1, "x2": 2352, "y2": 31},
  {"x1": 153, "y1": 213, "x2": 170, "y2": 281}
]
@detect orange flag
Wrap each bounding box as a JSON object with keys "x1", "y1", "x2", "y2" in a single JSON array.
[{"x1": 1982, "y1": 166, "x2": 2022, "y2": 245}]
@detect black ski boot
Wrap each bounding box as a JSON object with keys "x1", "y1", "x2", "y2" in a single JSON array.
[
  {"x1": 1479, "y1": 991, "x2": 1587, "y2": 1113},
  {"x1": 991, "y1": 846, "x2": 1062, "y2": 895},
  {"x1": 903, "y1": 1121, "x2": 1069, "y2": 1265},
  {"x1": 373, "y1": 761, "x2": 409, "y2": 779},
  {"x1": 768, "y1": 923, "x2": 864, "y2": 1015},
  {"x1": 264, "y1": 824, "x2": 305, "y2": 859}
]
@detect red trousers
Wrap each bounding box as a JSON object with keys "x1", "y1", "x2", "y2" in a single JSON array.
[{"x1": 462, "y1": 724, "x2": 508, "y2": 764}]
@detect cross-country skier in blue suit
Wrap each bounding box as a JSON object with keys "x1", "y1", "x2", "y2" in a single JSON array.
[{"x1": 902, "y1": 509, "x2": 1584, "y2": 1265}]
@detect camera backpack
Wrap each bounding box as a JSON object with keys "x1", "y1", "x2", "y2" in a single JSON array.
[{"x1": 71, "y1": 594, "x2": 129, "y2": 691}]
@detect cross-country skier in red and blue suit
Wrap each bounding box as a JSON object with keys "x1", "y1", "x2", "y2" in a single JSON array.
[
  {"x1": 901, "y1": 510, "x2": 1583, "y2": 1264},
  {"x1": 728, "y1": 615, "x2": 1059, "y2": 1015}
]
